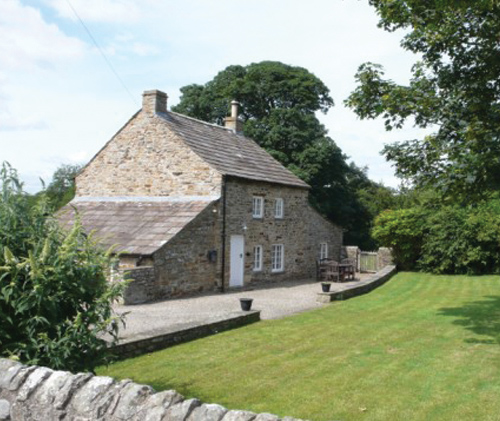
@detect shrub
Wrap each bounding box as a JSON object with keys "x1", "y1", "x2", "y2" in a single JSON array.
[
  {"x1": 372, "y1": 207, "x2": 427, "y2": 270},
  {"x1": 373, "y1": 199, "x2": 500, "y2": 275},
  {"x1": 419, "y1": 204, "x2": 500, "y2": 274},
  {"x1": 0, "y1": 163, "x2": 126, "y2": 372}
]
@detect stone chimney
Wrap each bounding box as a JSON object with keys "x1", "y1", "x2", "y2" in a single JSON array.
[
  {"x1": 224, "y1": 100, "x2": 243, "y2": 133},
  {"x1": 142, "y1": 90, "x2": 168, "y2": 114}
]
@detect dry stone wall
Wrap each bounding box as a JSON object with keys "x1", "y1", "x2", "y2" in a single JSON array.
[
  {"x1": 0, "y1": 358, "x2": 303, "y2": 421},
  {"x1": 343, "y1": 246, "x2": 361, "y2": 272},
  {"x1": 76, "y1": 111, "x2": 222, "y2": 198},
  {"x1": 377, "y1": 247, "x2": 393, "y2": 270},
  {"x1": 341, "y1": 247, "x2": 394, "y2": 272}
]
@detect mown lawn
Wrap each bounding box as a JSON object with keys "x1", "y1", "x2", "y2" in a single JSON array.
[{"x1": 97, "y1": 273, "x2": 500, "y2": 420}]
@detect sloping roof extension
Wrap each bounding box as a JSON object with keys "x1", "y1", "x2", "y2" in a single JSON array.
[
  {"x1": 161, "y1": 112, "x2": 310, "y2": 189},
  {"x1": 58, "y1": 198, "x2": 216, "y2": 255}
]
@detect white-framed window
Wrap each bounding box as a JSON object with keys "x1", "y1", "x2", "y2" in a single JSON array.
[
  {"x1": 271, "y1": 244, "x2": 284, "y2": 272},
  {"x1": 252, "y1": 196, "x2": 264, "y2": 219},
  {"x1": 253, "y1": 245, "x2": 263, "y2": 271},
  {"x1": 275, "y1": 198, "x2": 284, "y2": 219},
  {"x1": 320, "y1": 243, "x2": 328, "y2": 260}
]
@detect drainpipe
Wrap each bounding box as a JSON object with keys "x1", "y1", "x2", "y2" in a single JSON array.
[{"x1": 220, "y1": 175, "x2": 227, "y2": 293}]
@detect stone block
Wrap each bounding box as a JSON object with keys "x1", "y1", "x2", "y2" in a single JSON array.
[
  {"x1": 69, "y1": 375, "x2": 116, "y2": 417},
  {"x1": 0, "y1": 400, "x2": 10, "y2": 421},
  {"x1": 253, "y1": 414, "x2": 280, "y2": 421},
  {"x1": 222, "y1": 410, "x2": 257, "y2": 421},
  {"x1": 137, "y1": 391, "x2": 184, "y2": 421},
  {"x1": 53, "y1": 372, "x2": 93, "y2": 410},
  {"x1": 163, "y1": 398, "x2": 201, "y2": 421},
  {"x1": 112, "y1": 382, "x2": 155, "y2": 419},
  {"x1": 32, "y1": 369, "x2": 73, "y2": 404},
  {"x1": 16, "y1": 367, "x2": 52, "y2": 402},
  {"x1": 0, "y1": 363, "x2": 26, "y2": 391},
  {"x1": 187, "y1": 403, "x2": 227, "y2": 421}
]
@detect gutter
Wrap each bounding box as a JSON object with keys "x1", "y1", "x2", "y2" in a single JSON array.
[{"x1": 220, "y1": 175, "x2": 227, "y2": 293}]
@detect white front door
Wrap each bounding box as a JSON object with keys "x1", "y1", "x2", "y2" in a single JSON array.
[{"x1": 230, "y1": 235, "x2": 244, "y2": 287}]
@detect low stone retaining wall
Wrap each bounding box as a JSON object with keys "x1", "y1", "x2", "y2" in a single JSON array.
[
  {"x1": 112, "y1": 311, "x2": 261, "y2": 360},
  {"x1": 0, "y1": 358, "x2": 302, "y2": 421},
  {"x1": 317, "y1": 265, "x2": 397, "y2": 303}
]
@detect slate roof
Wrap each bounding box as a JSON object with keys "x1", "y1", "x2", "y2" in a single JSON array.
[
  {"x1": 161, "y1": 112, "x2": 310, "y2": 189},
  {"x1": 58, "y1": 198, "x2": 216, "y2": 255}
]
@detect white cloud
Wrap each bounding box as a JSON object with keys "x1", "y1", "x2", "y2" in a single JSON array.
[
  {"x1": 0, "y1": 0, "x2": 86, "y2": 71},
  {"x1": 45, "y1": 0, "x2": 141, "y2": 23}
]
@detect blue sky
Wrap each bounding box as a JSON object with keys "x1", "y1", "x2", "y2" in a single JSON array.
[{"x1": 1, "y1": 0, "x2": 429, "y2": 192}]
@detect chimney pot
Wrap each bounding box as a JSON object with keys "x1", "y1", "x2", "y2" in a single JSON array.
[
  {"x1": 231, "y1": 100, "x2": 239, "y2": 119},
  {"x1": 225, "y1": 100, "x2": 243, "y2": 133},
  {"x1": 142, "y1": 90, "x2": 168, "y2": 114}
]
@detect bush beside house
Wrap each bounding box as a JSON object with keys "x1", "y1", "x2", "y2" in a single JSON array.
[{"x1": 373, "y1": 200, "x2": 500, "y2": 275}]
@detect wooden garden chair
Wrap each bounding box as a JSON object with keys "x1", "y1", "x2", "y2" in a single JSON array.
[
  {"x1": 319, "y1": 259, "x2": 340, "y2": 283},
  {"x1": 340, "y1": 258, "x2": 356, "y2": 280}
]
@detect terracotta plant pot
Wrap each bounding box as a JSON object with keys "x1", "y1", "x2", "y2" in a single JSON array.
[
  {"x1": 321, "y1": 282, "x2": 331, "y2": 293},
  {"x1": 239, "y1": 298, "x2": 253, "y2": 311}
]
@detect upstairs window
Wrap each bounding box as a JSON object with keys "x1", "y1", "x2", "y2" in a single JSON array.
[
  {"x1": 320, "y1": 243, "x2": 328, "y2": 260},
  {"x1": 271, "y1": 244, "x2": 284, "y2": 272},
  {"x1": 275, "y1": 198, "x2": 284, "y2": 219},
  {"x1": 252, "y1": 196, "x2": 264, "y2": 219},
  {"x1": 253, "y1": 245, "x2": 263, "y2": 271}
]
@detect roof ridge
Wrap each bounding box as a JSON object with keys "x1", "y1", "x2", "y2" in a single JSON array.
[
  {"x1": 166, "y1": 111, "x2": 239, "y2": 133},
  {"x1": 73, "y1": 195, "x2": 220, "y2": 203}
]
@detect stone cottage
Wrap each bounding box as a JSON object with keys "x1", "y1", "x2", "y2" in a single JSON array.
[{"x1": 59, "y1": 90, "x2": 342, "y2": 304}]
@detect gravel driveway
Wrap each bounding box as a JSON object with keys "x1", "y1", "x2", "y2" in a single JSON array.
[{"x1": 113, "y1": 276, "x2": 371, "y2": 343}]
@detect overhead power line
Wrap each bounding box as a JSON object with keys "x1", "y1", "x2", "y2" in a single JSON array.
[{"x1": 64, "y1": 0, "x2": 138, "y2": 107}]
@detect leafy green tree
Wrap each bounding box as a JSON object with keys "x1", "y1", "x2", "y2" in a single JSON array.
[
  {"x1": 346, "y1": 0, "x2": 500, "y2": 200},
  {"x1": 345, "y1": 165, "x2": 399, "y2": 249},
  {"x1": 0, "y1": 162, "x2": 125, "y2": 372},
  {"x1": 45, "y1": 164, "x2": 82, "y2": 209},
  {"x1": 174, "y1": 61, "x2": 392, "y2": 246}
]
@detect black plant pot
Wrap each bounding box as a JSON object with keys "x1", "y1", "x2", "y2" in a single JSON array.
[
  {"x1": 321, "y1": 283, "x2": 331, "y2": 293},
  {"x1": 240, "y1": 298, "x2": 253, "y2": 311}
]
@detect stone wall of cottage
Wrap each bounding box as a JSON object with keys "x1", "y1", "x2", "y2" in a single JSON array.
[
  {"x1": 116, "y1": 178, "x2": 342, "y2": 303},
  {"x1": 150, "y1": 201, "x2": 221, "y2": 299},
  {"x1": 304, "y1": 206, "x2": 343, "y2": 274},
  {"x1": 122, "y1": 266, "x2": 156, "y2": 305},
  {"x1": 76, "y1": 111, "x2": 222, "y2": 197},
  {"x1": 223, "y1": 178, "x2": 342, "y2": 287}
]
